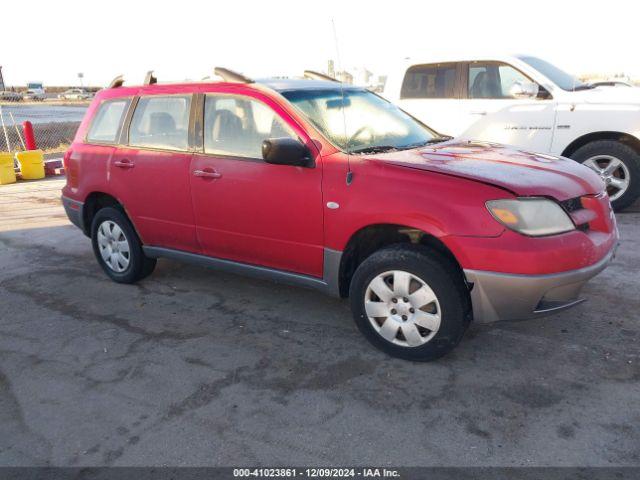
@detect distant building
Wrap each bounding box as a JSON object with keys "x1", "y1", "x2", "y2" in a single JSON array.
[
  {"x1": 327, "y1": 60, "x2": 335, "y2": 78},
  {"x1": 352, "y1": 67, "x2": 373, "y2": 86},
  {"x1": 336, "y1": 70, "x2": 353, "y2": 84}
]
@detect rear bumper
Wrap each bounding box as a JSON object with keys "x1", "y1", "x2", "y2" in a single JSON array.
[
  {"x1": 464, "y1": 244, "x2": 617, "y2": 323},
  {"x1": 61, "y1": 196, "x2": 85, "y2": 233}
]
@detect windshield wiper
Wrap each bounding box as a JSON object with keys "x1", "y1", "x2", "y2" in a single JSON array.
[
  {"x1": 400, "y1": 136, "x2": 453, "y2": 150},
  {"x1": 349, "y1": 145, "x2": 398, "y2": 154},
  {"x1": 573, "y1": 84, "x2": 595, "y2": 91}
]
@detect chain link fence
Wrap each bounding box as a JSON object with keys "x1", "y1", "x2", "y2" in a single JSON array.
[{"x1": 0, "y1": 102, "x2": 87, "y2": 157}]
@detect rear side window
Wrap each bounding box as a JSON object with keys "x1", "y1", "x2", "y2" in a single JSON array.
[
  {"x1": 203, "y1": 94, "x2": 295, "y2": 158},
  {"x1": 86, "y1": 99, "x2": 130, "y2": 144},
  {"x1": 400, "y1": 64, "x2": 458, "y2": 99},
  {"x1": 129, "y1": 95, "x2": 192, "y2": 151}
]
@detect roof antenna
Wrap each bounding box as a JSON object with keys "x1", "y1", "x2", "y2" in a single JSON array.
[{"x1": 331, "y1": 18, "x2": 353, "y2": 186}]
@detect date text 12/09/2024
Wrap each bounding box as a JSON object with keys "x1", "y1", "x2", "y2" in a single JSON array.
[{"x1": 233, "y1": 468, "x2": 400, "y2": 478}]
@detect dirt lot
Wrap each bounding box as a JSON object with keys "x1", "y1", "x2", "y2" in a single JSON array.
[{"x1": 0, "y1": 177, "x2": 638, "y2": 467}]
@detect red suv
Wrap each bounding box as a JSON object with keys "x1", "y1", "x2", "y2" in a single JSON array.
[{"x1": 61, "y1": 68, "x2": 618, "y2": 361}]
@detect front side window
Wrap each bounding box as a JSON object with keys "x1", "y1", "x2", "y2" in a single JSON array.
[
  {"x1": 400, "y1": 64, "x2": 458, "y2": 99},
  {"x1": 282, "y1": 88, "x2": 438, "y2": 153},
  {"x1": 129, "y1": 95, "x2": 191, "y2": 151},
  {"x1": 86, "y1": 98, "x2": 130, "y2": 143},
  {"x1": 204, "y1": 94, "x2": 296, "y2": 158},
  {"x1": 468, "y1": 63, "x2": 531, "y2": 99}
]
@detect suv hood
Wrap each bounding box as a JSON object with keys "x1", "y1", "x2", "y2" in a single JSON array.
[{"x1": 373, "y1": 141, "x2": 604, "y2": 200}]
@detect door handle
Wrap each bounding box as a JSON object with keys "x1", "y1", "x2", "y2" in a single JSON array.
[
  {"x1": 193, "y1": 169, "x2": 222, "y2": 179},
  {"x1": 471, "y1": 110, "x2": 487, "y2": 116},
  {"x1": 114, "y1": 159, "x2": 135, "y2": 168}
]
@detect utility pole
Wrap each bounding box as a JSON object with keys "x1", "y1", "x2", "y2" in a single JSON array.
[{"x1": 0, "y1": 66, "x2": 5, "y2": 91}]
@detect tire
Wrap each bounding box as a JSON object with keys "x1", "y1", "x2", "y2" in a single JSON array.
[
  {"x1": 90, "y1": 207, "x2": 156, "y2": 284},
  {"x1": 571, "y1": 140, "x2": 640, "y2": 211},
  {"x1": 349, "y1": 244, "x2": 470, "y2": 361}
]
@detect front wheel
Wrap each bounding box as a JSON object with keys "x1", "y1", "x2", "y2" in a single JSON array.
[
  {"x1": 349, "y1": 245, "x2": 470, "y2": 361},
  {"x1": 572, "y1": 140, "x2": 640, "y2": 211}
]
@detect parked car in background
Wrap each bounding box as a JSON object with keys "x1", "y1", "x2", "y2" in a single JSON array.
[
  {"x1": 22, "y1": 89, "x2": 46, "y2": 101},
  {"x1": 384, "y1": 55, "x2": 640, "y2": 210},
  {"x1": 58, "y1": 88, "x2": 92, "y2": 100},
  {"x1": 589, "y1": 80, "x2": 635, "y2": 88},
  {"x1": 61, "y1": 70, "x2": 617, "y2": 361},
  {"x1": 25, "y1": 81, "x2": 46, "y2": 100},
  {"x1": 0, "y1": 90, "x2": 22, "y2": 102}
]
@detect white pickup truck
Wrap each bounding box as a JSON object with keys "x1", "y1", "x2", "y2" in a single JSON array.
[{"x1": 384, "y1": 55, "x2": 640, "y2": 210}]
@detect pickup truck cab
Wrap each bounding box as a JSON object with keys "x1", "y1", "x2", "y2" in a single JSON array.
[
  {"x1": 62, "y1": 69, "x2": 618, "y2": 361},
  {"x1": 384, "y1": 55, "x2": 640, "y2": 210}
]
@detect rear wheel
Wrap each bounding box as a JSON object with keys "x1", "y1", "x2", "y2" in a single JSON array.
[
  {"x1": 571, "y1": 140, "x2": 640, "y2": 211},
  {"x1": 91, "y1": 207, "x2": 156, "y2": 284},
  {"x1": 349, "y1": 244, "x2": 470, "y2": 361}
]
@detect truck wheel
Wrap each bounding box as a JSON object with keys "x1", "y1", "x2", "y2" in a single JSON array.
[
  {"x1": 349, "y1": 244, "x2": 470, "y2": 361},
  {"x1": 572, "y1": 140, "x2": 640, "y2": 211},
  {"x1": 90, "y1": 207, "x2": 156, "y2": 284}
]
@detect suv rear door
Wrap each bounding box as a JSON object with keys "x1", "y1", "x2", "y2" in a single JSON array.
[
  {"x1": 190, "y1": 91, "x2": 324, "y2": 277},
  {"x1": 109, "y1": 93, "x2": 199, "y2": 252}
]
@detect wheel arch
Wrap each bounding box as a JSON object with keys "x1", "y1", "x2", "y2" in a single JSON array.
[
  {"x1": 337, "y1": 223, "x2": 466, "y2": 298},
  {"x1": 561, "y1": 131, "x2": 640, "y2": 158},
  {"x1": 82, "y1": 192, "x2": 124, "y2": 237}
]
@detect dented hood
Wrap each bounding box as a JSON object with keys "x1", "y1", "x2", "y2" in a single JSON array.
[{"x1": 373, "y1": 141, "x2": 605, "y2": 201}]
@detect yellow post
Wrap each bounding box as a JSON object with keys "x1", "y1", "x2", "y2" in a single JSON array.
[
  {"x1": 16, "y1": 150, "x2": 45, "y2": 180},
  {"x1": 0, "y1": 152, "x2": 17, "y2": 185}
]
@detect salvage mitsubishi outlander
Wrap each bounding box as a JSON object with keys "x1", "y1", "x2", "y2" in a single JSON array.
[{"x1": 61, "y1": 68, "x2": 619, "y2": 361}]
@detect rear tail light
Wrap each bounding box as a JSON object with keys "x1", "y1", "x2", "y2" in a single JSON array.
[{"x1": 62, "y1": 149, "x2": 72, "y2": 171}]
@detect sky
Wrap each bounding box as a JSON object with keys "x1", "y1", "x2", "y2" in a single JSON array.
[{"x1": 2, "y1": 0, "x2": 639, "y2": 87}]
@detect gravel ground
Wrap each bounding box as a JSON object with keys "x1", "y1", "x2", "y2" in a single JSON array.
[{"x1": 0, "y1": 178, "x2": 638, "y2": 467}]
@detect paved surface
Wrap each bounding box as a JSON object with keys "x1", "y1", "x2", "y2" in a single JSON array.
[{"x1": 0, "y1": 177, "x2": 638, "y2": 467}]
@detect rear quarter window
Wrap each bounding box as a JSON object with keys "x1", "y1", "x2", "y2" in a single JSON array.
[{"x1": 86, "y1": 98, "x2": 130, "y2": 144}]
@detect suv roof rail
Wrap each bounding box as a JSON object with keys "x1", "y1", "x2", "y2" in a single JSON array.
[
  {"x1": 213, "y1": 67, "x2": 254, "y2": 84},
  {"x1": 108, "y1": 75, "x2": 125, "y2": 89},
  {"x1": 144, "y1": 71, "x2": 157, "y2": 85},
  {"x1": 303, "y1": 70, "x2": 339, "y2": 82}
]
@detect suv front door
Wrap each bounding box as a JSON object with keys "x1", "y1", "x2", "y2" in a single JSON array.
[
  {"x1": 110, "y1": 94, "x2": 198, "y2": 252},
  {"x1": 190, "y1": 92, "x2": 324, "y2": 277}
]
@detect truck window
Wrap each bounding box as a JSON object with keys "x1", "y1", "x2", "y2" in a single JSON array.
[
  {"x1": 86, "y1": 98, "x2": 130, "y2": 144},
  {"x1": 400, "y1": 64, "x2": 458, "y2": 99},
  {"x1": 468, "y1": 62, "x2": 531, "y2": 99}
]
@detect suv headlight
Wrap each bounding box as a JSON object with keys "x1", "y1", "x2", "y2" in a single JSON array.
[{"x1": 486, "y1": 198, "x2": 575, "y2": 236}]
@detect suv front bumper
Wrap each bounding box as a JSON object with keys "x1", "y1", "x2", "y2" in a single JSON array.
[{"x1": 464, "y1": 245, "x2": 616, "y2": 323}]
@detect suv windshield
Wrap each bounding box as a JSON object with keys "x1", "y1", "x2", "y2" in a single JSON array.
[
  {"x1": 517, "y1": 56, "x2": 592, "y2": 91},
  {"x1": 281, "y1": 88, "x2": 439, "y2": 153}
]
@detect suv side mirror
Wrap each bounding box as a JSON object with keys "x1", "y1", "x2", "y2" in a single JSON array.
[
  {"x1": 262, "y1": 138, "x2": 312, "y2": 167},
  {"x1": 509, "y1": 81, "x2": 539, "y2": 99}
]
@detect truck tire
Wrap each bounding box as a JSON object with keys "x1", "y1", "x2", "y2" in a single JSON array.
[
  {"x1": 571, "y1": 140, "x2": 640, "y2": 211},
  {"x1": 90, "y1": 207, "x2": 156, "y2": 284},
  {"x1": 349, "y1": 244, "x2": 470, "y2": 361}
]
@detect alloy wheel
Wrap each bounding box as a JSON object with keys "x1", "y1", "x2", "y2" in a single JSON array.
[{"x1": 582, "y1": 155, "x2": 631, "y2": 201}]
